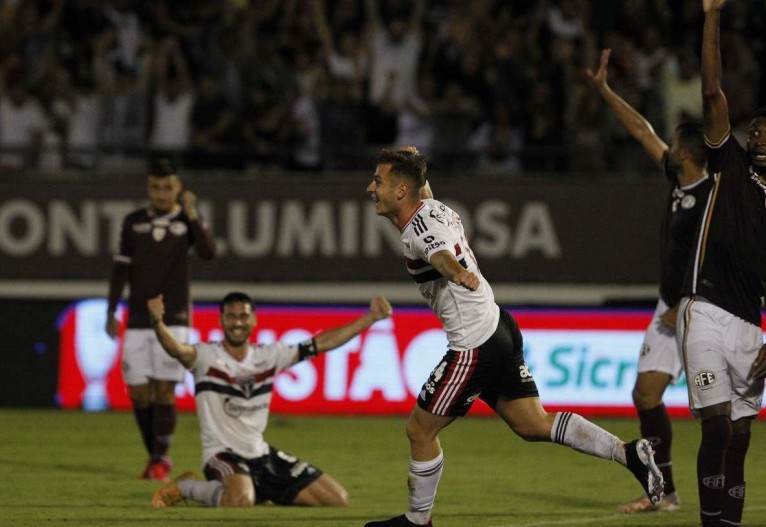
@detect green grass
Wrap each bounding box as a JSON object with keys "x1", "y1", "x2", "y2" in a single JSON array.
[{"x1": 2, "y1": 410, "x2": 766, "y2": 526}]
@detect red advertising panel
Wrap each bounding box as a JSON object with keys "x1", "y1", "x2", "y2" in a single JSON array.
[{"x1": 56, "y1": 300, "x2": 766, "y2": 418}]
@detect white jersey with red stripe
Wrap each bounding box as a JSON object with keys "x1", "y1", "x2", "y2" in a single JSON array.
[
  {"x1": 401, "y1": 199, "x2": 500, "y2": 350},
  {"x1": 189, "y1": 341, "x2": 297, "y2": 465}
]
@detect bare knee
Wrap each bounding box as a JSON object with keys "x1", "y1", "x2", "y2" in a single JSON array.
[
  {"x1": 151, "y1": 380, "x2": 177, "y2": 405},
  {"x1": 219, "y1": 489, "x2": 255, "y2": 507},
  {"x1": 405, "y1": 417, "x2": 435, "y2": 447},
  {"x1": 219, "y1": 475, "x2": 255, "y2": 507},
  {"x1": 128, "y1": 384, "x2": 151, "y2": 407}
]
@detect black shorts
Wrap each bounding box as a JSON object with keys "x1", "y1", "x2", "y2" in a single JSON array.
[
  {"x1": 203, "y1": 446, "x2": 323, "y2": 505},
  {"x1": 417, "y1": 308, "x2": 539, "y2": 417}
]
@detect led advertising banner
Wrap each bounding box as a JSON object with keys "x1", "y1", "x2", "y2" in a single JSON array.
[{"x1": 56, "y1": 299, "x2": 711, "y2": 418}]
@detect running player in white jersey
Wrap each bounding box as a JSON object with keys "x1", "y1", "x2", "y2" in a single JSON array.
[
  {"x1": 147, "y1": 291, "x2": 392, "y2": 508},
  {"x1": 364, "y1": 146, "x2": 664, "y2": 527}
]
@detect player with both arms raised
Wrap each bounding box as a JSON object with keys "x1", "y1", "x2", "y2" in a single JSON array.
[{"x1": 148, "y1": 291, "x2": 393, "y2": 508}]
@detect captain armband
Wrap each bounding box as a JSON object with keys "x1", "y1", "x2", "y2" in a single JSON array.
[{"x1": 297, "y1": 338, "x2": 319, "y2": 361}]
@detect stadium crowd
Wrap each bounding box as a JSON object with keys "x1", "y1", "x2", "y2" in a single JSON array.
[{"x1": 0, "y1": 0, "x2": 763, "y2": 176}]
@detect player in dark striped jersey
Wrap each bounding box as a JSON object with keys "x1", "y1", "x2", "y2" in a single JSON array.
[
  {"x1": 147, "y1": 292, "x2": 393, "y2": 508},
  {"x1": 364, "y1": 147, "x2": 664, "y2": 527},
  {"x1": 676, "y1": 2, "x2": 766, "y2": 525},
  {"x1": 105, "y1": 158, "x2": 216, "y2": 482},
  {"x1": 587, "y1": 48, "x2": 711, "y2": 514}
]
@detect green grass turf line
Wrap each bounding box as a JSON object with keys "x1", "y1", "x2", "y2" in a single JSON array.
[{"x1": 2, "y1": 409, "x2": 766, "y2": 526}]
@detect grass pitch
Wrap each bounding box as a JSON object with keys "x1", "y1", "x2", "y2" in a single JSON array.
[{"x1": 2, "y1": 409, "x2": 766, "y2": 526}]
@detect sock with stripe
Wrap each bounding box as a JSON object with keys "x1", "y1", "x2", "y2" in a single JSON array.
[
  {"x1": 178, "y1": 479, "x2": 223, "y2": 507},
  {"x1": 551, "y1": 412, "x2": 625, "y2": 464},
  {"x1": 638, "y1": 403, "x2": 676, "y2": 495},
  {"x1": 405, "y1": 451, "x2": 443, "y2": 525}
]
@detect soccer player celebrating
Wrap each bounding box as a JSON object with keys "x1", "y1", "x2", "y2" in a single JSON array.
[
  {"x1": 106, "y1": 158, "x2": 216, "y2": 481},
  {"x1": 148, "y1": 292, "x2": 393, "y2": 508},
  {"x1": 364, "y1": 146, "x2": 664, "y2": 527},
  {"x1": 586, "y1": 48, "x2": 711, "y2": 513},
  {"x1": 676, "y1": 1, "x2": 766, "y2": 525}
]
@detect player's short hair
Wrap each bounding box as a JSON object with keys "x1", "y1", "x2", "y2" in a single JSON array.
[
  {"x1": 750, "y1": 105, "x2": 766, "y2": 121},
  {"x1": 220, "y1": 291, "x2": 255, "y2": 313},
  {"x1": 148, "y1": 157, "x2": 178, "y2": 178},
  {"x1": 377, "y1": 146, "x2": 427, "y2": 189},
  {"x1": 674, "y1": 122, "x2": 706, "y2": 167}
]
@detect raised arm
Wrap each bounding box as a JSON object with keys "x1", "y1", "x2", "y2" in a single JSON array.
[
  {"x1": 147, "y1": 295, "x2": 197, "y2": 369},
  {"x1": 313, "y1": 297, "x2": 392, "y2": 352},
  {"x1": 701, "y1": 0, "x2": 730, "y2": 144},
  {"x1": 181, "y1": 190, "x2": 216, "y2": 260},
  {"x1": 586, "y1": 48, "x2": 667, "y2": 164}
]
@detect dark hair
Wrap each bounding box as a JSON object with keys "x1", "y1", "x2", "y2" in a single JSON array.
[
  {"x1": 220, "y1": 291, "x2": 254, "y2": 312},
  {"x1": 674, "y1": 122, "x2": 706, "y2": 167},
  {"x1": 148, "y1": 157, "x2": 178, "y2": 178},
  {"x1": 750, "y1": 105, "x2": 766, "y2": 121},
  {"x1": 377, "y1": 147, "x2": 427, "y2": 190}
]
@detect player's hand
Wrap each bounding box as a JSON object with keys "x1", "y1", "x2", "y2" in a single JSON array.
[
  {"x1": 749, "y1": 344, "x2": 766, "y2": 380},
  {"x1": 181, "y1": 190, "x2": 199, "y2": 220},
  {"x1": 585, "y1": 48, "x2": 610, "y2": 91},
  {"x1": 147, "y1": 294, "x2": 165, "y2": 325},
  {"x1": 703, "y1": 0, "x2": 726, "y2": 13},
  {"x1": 370, "y1": 296, "x2": 393, "y2": 321},
  {"x1": 105, "y1": 314, "x2": 119, "y2": 339},
  {"x1": 659, "y1": 305, "x2": 679, "y2": 331},
  {"x1": 452, "y1": 270, "x2": 480, "y2": 291}
]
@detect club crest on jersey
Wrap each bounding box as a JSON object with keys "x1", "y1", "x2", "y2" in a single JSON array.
[
  {"x1": 152, "y1": 227, "x2": 167, "y2": 241},
  {"x1": 681, "y1": 194, "x2": 696, "y2": 209},
  {"x1": 429, "y1": 209, "x2": 446, "y2": 224},
  {"x1": 170, "y1": 221, "x2": 188, "y2": 236},
  {"x1": 694, "y1": 371, "x2": 716, "y2": 389}
]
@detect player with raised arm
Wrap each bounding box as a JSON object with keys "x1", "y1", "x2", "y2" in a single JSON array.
[
  {"x1": 148, "y1": 292, "x2": 393, "y2": 508},
  {"x1": 676, "y1": 1, "x2": 766, "y2": 525},
  {"x1": 105, "y1": 157, "x2": 216, "y2": 481},
  {"x1": 586, "y1": 48, "x2": 711, "y2": 514},
  {"x1": 363, "y1": 146, "x2": 664, "y2": 527}
]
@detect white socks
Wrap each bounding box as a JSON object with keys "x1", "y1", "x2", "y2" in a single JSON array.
[
  {"x1": 551, "y1": 412, "x2": 626, "y2": 465},
  {"x1": 405, "y1": 451, "x2": 444, "y2": 525},
  {"x1": 178, "y1": 479, "x2": 224, "y2": 507}
]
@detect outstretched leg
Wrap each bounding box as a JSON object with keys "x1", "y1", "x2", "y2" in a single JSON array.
[{"x1": 494, "y1": 396, "x2": 664, "y2": 505}]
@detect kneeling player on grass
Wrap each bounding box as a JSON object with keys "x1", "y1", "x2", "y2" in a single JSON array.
[{"x1": 147, "y1": 292, "x2": 393, "y2": 508}]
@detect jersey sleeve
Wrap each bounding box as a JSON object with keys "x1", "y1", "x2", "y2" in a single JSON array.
[
  {"x1": 114, "y1": 216, "x2": 133, "y2": 264},
  {"x1": 706, "y1": 133, "x2": 749, "y2": 180}
]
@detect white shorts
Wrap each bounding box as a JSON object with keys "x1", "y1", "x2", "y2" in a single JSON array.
[
  {"x1": 122, "y1": 327, "x2": 188, "y2": 385},
  {"x1": 678, "y1": 297, "x2": 764, "y2": 420},
  {"x1": 637, "y1": 298, "x2": 684, "y2": 382}
]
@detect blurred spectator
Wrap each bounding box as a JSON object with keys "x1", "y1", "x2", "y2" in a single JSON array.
[
  {"x1": 469, "y1": 102, "x2": 523, "y2": 175},
  {"x1": 660, "y1": 46, "x2": 702, "y2": 138},
  {"x1": 0, "y1": 70, "x2": 51, "y2": 170},
  {"x1": 364, "y1": 0, "x2": 424, "y2": 108},
  {"x1": 149, "y1": 37, "x2": 194, "y2": 163},
  {"x1": 187, "y1": 72, "x2": 239, "y2": 169}
]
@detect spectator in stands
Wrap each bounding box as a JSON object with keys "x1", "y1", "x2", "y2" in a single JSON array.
[{"x1": 149, "y1": 37, "x2": 195, "y2": 164}]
